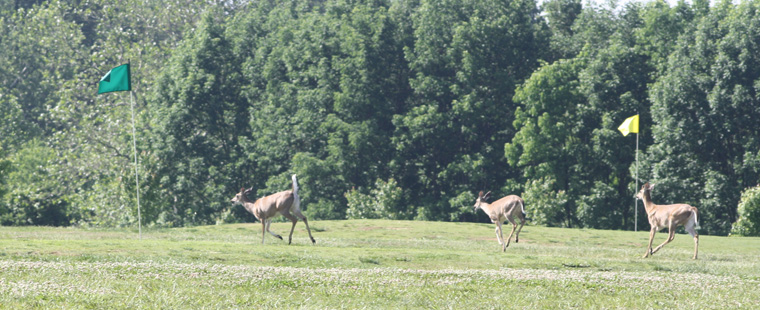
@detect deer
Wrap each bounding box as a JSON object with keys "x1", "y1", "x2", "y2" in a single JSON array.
[
  {"x1": 473, "y1": 191, "x2": 526, "y2": 252},
  {"x1": 230, "y1": 174, "x2": 316, "y2": 245},
  {"x1": 636, "y1": 182, "x2": 699, "y2": 259}
]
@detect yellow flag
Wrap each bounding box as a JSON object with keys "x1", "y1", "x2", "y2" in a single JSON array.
[{"x1": 618, "y1": 114, "x2": 639, "y2": 136}]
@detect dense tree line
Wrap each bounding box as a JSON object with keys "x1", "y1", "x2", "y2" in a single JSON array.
[{"x1": 2, "y1": 0, "x2": 759, "y2": 235}]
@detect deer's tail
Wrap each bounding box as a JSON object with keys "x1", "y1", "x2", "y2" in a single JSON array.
[
  {"x1": 292, "y1": 174, "x2": 299, "y2": 196},
  {"x1": 692, "y1": 207, "x2": 700, "y2": 230}
]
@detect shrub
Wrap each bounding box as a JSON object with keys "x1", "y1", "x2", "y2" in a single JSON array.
[
  {"x1": 731, "y1": 186, "x2": 760, "y2": 236},
  {"x1": 346, "y1": 178, "x2": 410, "y2": 220}
]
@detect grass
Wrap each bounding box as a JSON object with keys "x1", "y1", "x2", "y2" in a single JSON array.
[{"x1": 1, "y1": 220, "x2": 759, "y2": 309}]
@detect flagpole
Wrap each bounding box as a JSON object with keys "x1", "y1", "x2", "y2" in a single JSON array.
[
  {"x1": 99, "y1": 62, "x2": 140, "y2": 238},
  {"x1": 129, "y1": 87, "x2": 142, "y2": 239},
  {"x1": 635, "y1": 131, "x2": 639, "y2": 232}
]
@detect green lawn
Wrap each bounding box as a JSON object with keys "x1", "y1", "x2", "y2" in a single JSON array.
[{"x1": 1, "y1": 220, "x2": 758, "y2": 309}]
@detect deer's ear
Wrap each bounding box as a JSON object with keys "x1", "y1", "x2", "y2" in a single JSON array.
[
  {"x1": 240, "y1": 187, "x2": 245, "y2": 192},
  {"x1": 649, "y1": 183, "x2": 656, "y2": 190},
  {"x1": 484, "y1": 191, "x2": 491, "y2": 200},
  {"x1": 478, "y1": 191, "x2": 484, "y2": 198}
]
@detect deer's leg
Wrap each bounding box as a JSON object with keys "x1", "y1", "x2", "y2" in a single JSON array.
[
  {"x1": 504, "y1": 216, "x2": 518, "y2": 249},
  {"x1": 266, "y1": 219, "x2": 283, "y2": 240},
  {"x1": 685, "y1": 223, "x2": 699, "y2": 260},
  {"x1": 261, "y1": 220, "x2": 267, "y2": 244},
  {"x1": 494, "y1": 223, "x2": 504, "y2": 248},
  {"x1": 280, "y1": 211, "x2": 298, "y2": 245},
  {"x1": 515, "y1": 216, "x2": 526, "y2": 243},
  {"x1": 497, "y1": 222, "x2": 507, "y2": 252},
  {"x1": 644, "y1": 227, "x2": 656, "y2": 258},
  {"x1": 294, "y1": 210, "x2": 316, "y2": 244},
  {"x1": 652, "y1": 223, "x2": 676, "y2": 255}
]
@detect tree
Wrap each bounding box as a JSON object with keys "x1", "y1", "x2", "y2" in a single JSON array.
[
  {"x1": 506, "y1": 58, "x2": 585, "y2": 227},
  {"x1": 0, "y1": 146, "x2": 9, "y2": 208},
  {"x1": 542, "y1": 0, "x2": 583, "y2": 60},
  {"x1": 346, "y1": 178, "x2": 408, "y2": 220},
  {"x1": 147, "y1": 8, "x2": 250, "y2": 226},
  {"x1": 395, "y1": 0, "x2": 548, "y2": 221},
  {"x1": 645, "y1": 1, "x2": 760, "y2": 235},
  {"x1": 0, "y1": 0, "x2": 84, "y2": 147},
  {"x1": 4, "y1": 0, "x2": 757, "y2": 234},
  {"x1": 575, "y1": 7, "x2": 653, "y2": 230},
  {"x1": 230, "y1": 0, "x2": 414, "y2": 220},
  {"x1": 731, "y1": 186, "x2": 760, "y2": 236},
  {"x1": 0, "y1": 140, "x2": 73, "y2": 226},
  {"x1": 232, "y1": 1, "x2": 345, "y2": 218}
]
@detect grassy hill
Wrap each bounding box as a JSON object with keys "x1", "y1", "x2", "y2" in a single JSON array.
[{"x1": 1, "y1": 220, "x2": 758, "y2": 309}]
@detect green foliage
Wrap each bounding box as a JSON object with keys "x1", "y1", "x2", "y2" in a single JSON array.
[
  {"x1": 290, "y1": 152, "x2": 346, "y2": 220},
  {"x1": 2, "y1": 0, "x2": 759, "y2": 235},
  {"x1": 645, "y1": 0, "x2": 760, "y2": 235},
  {"x1": 542, "y1": 0, "x2": 583, "y2": 59},
  {"x1": 346, "y1": 178, "x2": 409, "y2": 220},
  {"x1": 507, "y1": 58, "x2": 584, "y2": 227},
  {"x1": 521, "y1": 177, "x2": 569, "y2": 226},
  {"x1": 1, "y1": 0, "x2": 229, "y2": 228},
  {"x1": 731, "y1": 186, "x2": 760, "y2": 236},
  {"x1": 1, "y1": 140, "x2": 73, "y2": 226},
  {"x1": 0, "y1": 0, "x2": 83, "y2": 145},
  {"x1": 0, "y1": 147, "x2": 10, "y2": 214},
  {"x1": 145, "y1": 7, "x2": 253, "y2": 226},
  {"x1": 394, "y1": 0, "x2": 548, "y2": 221}
]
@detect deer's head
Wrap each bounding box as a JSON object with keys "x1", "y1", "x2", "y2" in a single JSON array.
[
  {"x1": 474, "y1": 191, "x2": 491, "y2": 211},
  {"x1": 230, "y1": 187, "x2": 254, "y2": 205},
  {"x1": 636, "y1": 183, "x2": 655, "y2": 200}
]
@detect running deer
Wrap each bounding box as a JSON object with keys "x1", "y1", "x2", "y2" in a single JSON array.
[
  {"x1": 230, "y1": 175, "x2": 316, "y2": 245},
  {"x1": 474, "y1": 191, "x2": 526, "y2": 252},
  {"x1": 637, "y1": 182, "x2": 699, "y2": 259}
]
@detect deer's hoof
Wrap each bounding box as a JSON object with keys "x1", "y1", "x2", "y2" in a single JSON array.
[
  {"x1": 311, "y1": 238, "x2": 316, "y2": 244},
  {"x1": 276, "y1": 235, "x2": 283, "y2": 240}
]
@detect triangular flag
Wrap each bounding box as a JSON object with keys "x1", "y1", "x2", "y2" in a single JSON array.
[
  {"x1": 618, "y1": 114, "x2": 639, "y2": 136},
  {"x1": 98, "y1": 64, "x2": 131, "y2": 94}
]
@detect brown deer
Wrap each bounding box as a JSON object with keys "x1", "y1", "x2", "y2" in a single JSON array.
[
  {"x1": 230, "y1": 175, "x2": 316, "y2": 245},
  {"x1": 637, "y1": 182, "x2": 699, "y2": 259},
  {"x1": 474, "y1": 191, "x2": 526, "y2": 252}
]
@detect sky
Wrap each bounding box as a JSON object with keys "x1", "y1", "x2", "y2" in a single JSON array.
[
  {"x1": 534, "y1": 0, "x2": 742, "y2": 14},
  {"x1": 579, "y1": 0, "x2": 685, "y2": 8},
  {"x1": 534, "y1": 0, "x2": 687, "y2": 16},
  {"x1": 579, "y1": 0, "x2": 737, "y2": 8}
]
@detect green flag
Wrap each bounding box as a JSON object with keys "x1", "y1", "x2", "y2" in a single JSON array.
[{"x1": 98, "y1": 63, "x2": 131, "y2": 94}]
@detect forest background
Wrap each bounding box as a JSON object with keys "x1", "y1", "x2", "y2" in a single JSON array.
[{"x1": 2, "y1": 0, "x2": 760, "y2": 236}]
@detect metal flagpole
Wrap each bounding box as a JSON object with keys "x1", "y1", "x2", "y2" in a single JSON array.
[
  {"x1": 130, "y1": 90, "x2": 142, "y2": 239},
  {"x1": 635, "y1": 131, "x2": 639, "y2": 232}
]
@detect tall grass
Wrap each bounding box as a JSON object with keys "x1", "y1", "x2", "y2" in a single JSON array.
[{"x1": 1, "y1": 220, "x2": 758, "y2": 309}]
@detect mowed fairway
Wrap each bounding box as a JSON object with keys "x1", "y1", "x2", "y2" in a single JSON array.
[{"x1": 1, "y1": 220, "x2": 759, "y2": 309}]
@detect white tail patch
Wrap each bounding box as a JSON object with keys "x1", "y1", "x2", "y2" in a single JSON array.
[
  {"x1": 291, "y1": 174, "x2": 299, "y2": 195},
  {"x1": 692, "y1": 210, "x2": 700, "y2": 230}
]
